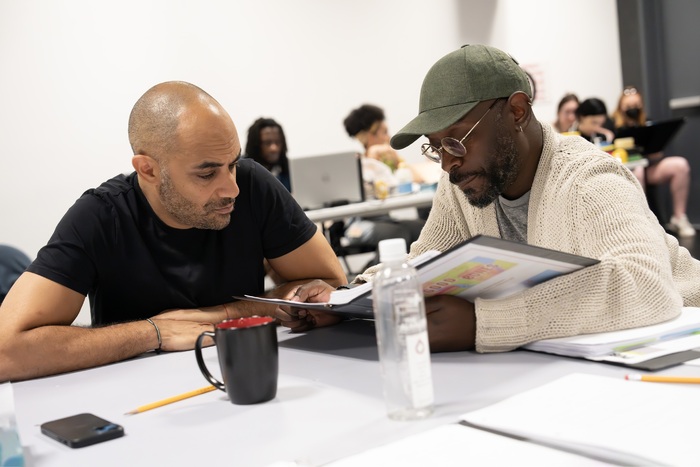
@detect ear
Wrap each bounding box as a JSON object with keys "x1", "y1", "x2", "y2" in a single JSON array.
[
  {"x1": 506, "y1": 91, "x2": 533, "y2": 130},
  {"x1": 132, "y1": 154, "x2": 160, "y2": 184}
]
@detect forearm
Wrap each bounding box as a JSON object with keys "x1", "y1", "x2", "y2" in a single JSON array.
[
  {"x1": 475, "y1": 254, "x2": 682, "y2": 353},
  {"x1": 0, "y1": 320, "x2": 157, "y2": 382}
]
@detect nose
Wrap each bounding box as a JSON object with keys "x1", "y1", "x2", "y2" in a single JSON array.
[
  {"x1": 440, "y1": 151, "x2": 462, "y2": 173},
  {"x1": 220, "y1": 170, "x2": 240, "y2": 199}
]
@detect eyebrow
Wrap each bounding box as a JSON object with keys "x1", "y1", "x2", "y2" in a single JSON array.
[{"x1": 193, "y1": 151, "x2": 241, "y2": 170}]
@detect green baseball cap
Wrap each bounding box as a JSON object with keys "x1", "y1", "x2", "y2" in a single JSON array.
[{"x1": 390, "y1": 44, "x2": 532, "y2": 150}]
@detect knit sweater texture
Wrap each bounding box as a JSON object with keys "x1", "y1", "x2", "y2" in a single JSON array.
[{"x1": 356, "y1": 123, "x2": 700, "y2": 352}]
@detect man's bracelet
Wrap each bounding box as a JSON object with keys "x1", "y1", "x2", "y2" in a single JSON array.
[{"x1": 146, "y1": 318, "x2": 162, "y2": 354}]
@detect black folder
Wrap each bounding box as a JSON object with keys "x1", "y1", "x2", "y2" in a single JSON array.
[{"x1": 615, "y1": 117, "x2": 685, "y2": 155}]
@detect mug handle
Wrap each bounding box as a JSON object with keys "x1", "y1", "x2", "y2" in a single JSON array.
[{"x1": 195, "y1": 331, "x2": 226, "y2": 391}]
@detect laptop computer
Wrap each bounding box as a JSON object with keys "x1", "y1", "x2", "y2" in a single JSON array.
[
  {"x1": 615, "y1": 117, "x2": 685, "y2": 155},
  {"x1": 289, "y1": 151, "x2": 365, "y2": 210}
]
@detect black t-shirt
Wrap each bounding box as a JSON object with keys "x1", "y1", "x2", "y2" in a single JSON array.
[
  {"x1": 28, "y1": 159, "x2": 316, "y2": 325},
  {"x1": 579, "y1": 116, "x2": 617, "y2": 143}
]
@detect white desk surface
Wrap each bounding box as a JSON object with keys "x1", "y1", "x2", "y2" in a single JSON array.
[
  {"x1": 624, "y1": 158, "x2": 648, "y2": 170},
  {"x1": 13, "y1": 320, "x2": 700, "y2": 466},
  {"x1": 304, "y1": 191, "x2": 434, "y2": 223}
]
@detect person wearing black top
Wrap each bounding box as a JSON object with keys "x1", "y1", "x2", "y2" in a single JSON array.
[
  {"x1": 0, "y1": 81, "x2": 346, "y2": 382},
  {"x1": 612, "y1": 86, "x2": 694, "y2": 237},
  {"x1": 573, "y1": 98, "x2": 616, "y2": 144},
  {"x1": 244, "y1": 117, "x2": 291, "y2": 192}
]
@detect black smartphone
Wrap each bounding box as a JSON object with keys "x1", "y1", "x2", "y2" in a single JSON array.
[{"x1": 40, "y1": 413, "x2": 124, "y2": 448}]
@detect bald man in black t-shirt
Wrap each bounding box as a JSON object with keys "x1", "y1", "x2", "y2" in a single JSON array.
[{"x1": 0, "y1": 82, "x2": 346, "y2": 381}]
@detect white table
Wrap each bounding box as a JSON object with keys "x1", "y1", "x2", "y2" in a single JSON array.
[
  {"x1": 304, "y1": 191, "x2": 434, "y2": 223},
  {"x1": 12, "y1": 320, "x2": 700, "y2": 466},
  {"x1": 624, "y1": 158, "x2": 648, "y2": 170}
]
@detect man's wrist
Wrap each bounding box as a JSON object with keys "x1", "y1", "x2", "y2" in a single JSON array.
[{"x1": 145, "y1": 318, "x2": 162, "y2": 354}]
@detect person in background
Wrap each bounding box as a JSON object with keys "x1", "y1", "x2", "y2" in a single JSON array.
[
  {"x1": 286, "y1": 44, "x2": 700, "y2": 353},
  {"x1": 612, "y1": 86, "x2": 694, "y2": 237},
  {"x1": 573, "y1": 98, "x2": 616, "y2": 144},
  {"x1": 0, "y1": 245, "x2": 30, "y2": 305},
  {"x1": 340, "y1": 104, "x2": 427, "y2": 252},
  {"x1": 0, "y1": 81, "x2": 346, "y2": 381},
  {"x1": 552, "y1": 93, "x2": 579, "y2": 133},
  {"x1": 344, "y1": 104, "x2": 427, "y2": 189},
  {"x1": 244, "y1": 117, "x2": 291, "y2": 191}
]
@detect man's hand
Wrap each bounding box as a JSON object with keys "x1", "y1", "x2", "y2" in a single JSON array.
[
  {"x1": 277, "y1": 280, "x2": 343, "y2": 332},
  {"x1": 425, "y1": 295, "x2": 476, "y2": 352}
]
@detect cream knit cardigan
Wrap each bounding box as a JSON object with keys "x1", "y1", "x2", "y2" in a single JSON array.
[{"x1": 356, "y1": 123, "x2": 700, "y2": 352}]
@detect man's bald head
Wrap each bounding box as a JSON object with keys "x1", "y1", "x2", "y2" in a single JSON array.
[{"x1": 128, "y1": 81, "x2": 226, "y2": 161}]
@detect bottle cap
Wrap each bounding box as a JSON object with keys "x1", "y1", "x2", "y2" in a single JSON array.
[{"x1": 378, "y1": 238, "x2": 407, "y2": 263}]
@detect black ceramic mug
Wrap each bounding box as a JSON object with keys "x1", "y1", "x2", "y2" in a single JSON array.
[{"x1": 195, "y1": 316, "x2": 278, "y2": 405}]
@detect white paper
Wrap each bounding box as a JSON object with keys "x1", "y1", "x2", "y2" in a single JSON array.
[
  {"x1": 461, "y1": 373, "x2": 699, "y2": 466},
  {"x1": 324, "y1": 424, "x2": 602, "y2": 467}
]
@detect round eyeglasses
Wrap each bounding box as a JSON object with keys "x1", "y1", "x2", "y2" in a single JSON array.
[{"x1": 421, "y1": 100, "x2": 500, "y2": 163}]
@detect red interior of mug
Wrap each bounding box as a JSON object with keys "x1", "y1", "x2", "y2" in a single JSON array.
[{"x1": 217, "y1": 316, "x2": 274, "y2": 329}]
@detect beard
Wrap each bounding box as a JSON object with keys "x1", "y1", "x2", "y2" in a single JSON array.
[
  {"x1": 449, "y1": 110, "x2": 520, "y2": 208},
  {"x1": 158, "y1": 169, "x2": 234, "y2": 230}
]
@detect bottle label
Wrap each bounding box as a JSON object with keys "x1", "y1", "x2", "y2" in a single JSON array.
[
  {"x1": 404, "y1": 331, "x2": 434, "y2": 408},
  {"x1": 395, "y1": 292, "x2": 434, "y2": 409}
]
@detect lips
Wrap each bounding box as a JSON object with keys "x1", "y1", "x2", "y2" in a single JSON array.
[
  {"x1": 213, "y1": 203, "x2": 234, "y2": 214},
  {"x1": 456, "y1": 173, "x2": 480, "y2": 191}
]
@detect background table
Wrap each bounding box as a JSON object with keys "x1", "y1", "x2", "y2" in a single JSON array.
[
  {"x1": 304, "y1": 191, "x2": 434, "y2": 224},
  {"x1": 13, "y1": 319, "x2": 700, "y2": 466}
]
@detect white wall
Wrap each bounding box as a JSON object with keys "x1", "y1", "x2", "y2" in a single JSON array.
[
  {"x1": 0, "y1": 0, "x2": 621, "y2": 260},
  {"x1": 487, "y1": 0, "x2": 623, "y2": 127}
]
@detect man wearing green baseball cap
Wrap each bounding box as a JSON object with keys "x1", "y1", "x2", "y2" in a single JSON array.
[{"x1": 287, "y1": 45, "x2": 700, "y2": 354}]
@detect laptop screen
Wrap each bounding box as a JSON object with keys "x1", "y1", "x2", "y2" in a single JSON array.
[{"x1": 289, "y1": 152, "x2": 365, "y2": 210}]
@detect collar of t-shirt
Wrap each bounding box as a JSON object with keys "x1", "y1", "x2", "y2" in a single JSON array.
[{"x1": 495, "y1": 190, "x2": 530, "y2": 243}]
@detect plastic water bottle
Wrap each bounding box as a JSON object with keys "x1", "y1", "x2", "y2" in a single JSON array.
[
  {"x1": 394, "y1": 164, "x2": 414, "y2": 194},
  {"x1": 372, "y1": 238, "x2": 434, "y2": 420}
]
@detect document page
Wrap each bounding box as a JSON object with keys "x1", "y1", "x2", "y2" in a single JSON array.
[
  {"x1": 239, "y1": 236, "x2": 597, "y2": 313},
  {"x1": 325, "y1": 424, "x2": 601, "y2": 466},
  {"x1": 461, "y1": 373, "x2": 696, "y2": 466}
]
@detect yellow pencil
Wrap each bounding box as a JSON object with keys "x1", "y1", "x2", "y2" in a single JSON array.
[
  {"x1": 125, "y1": 385, "x2": 217, "y2": 414},
  {"x1": 625, "y1": 374, "x2": 700, "y2": 384}
]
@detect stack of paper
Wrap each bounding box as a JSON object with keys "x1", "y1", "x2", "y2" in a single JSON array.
[{"x1": 524, "y1": 307, "x2": 700, "y2": 357}]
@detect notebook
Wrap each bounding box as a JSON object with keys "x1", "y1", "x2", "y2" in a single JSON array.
[
  {"x1": 615, "y1": 117, "x2": 685, "y2": 155},
  {"x1": 289, "y1": 151, "x2": 365, "y2": 210}
]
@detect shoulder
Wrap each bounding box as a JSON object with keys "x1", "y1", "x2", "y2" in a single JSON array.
[
  {"x1": 80, "y1": 173, "x2": 137, "y2": 211},
  {"x1": 58, "y1": 173, "x2": 138, "y2": 235},
  {"x1": 545, "y1": 126, "x2": 619, "y2": 174},
  {"x1": 237, "y1": 158, "x2": 277, "y2": 187},
  {"x1": 236, "y1": 158, "x2": 300, "y2": 210},
  {"x1": 537, "y1": 125, "x2": 640, "y2": 196}
]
